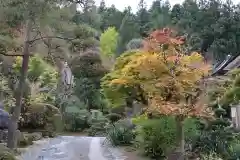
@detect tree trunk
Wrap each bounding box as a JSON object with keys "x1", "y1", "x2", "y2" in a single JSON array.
[
  {"x1": 176, "y1": 116, "x2": 185, "y2": 160},
  {"x1": 7, "y1": 20, "x2": 32, "y2": 149}
]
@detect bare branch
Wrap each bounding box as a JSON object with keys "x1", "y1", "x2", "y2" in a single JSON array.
[
  {"x1": 33, "y1": 29, "x2": 69, "y2": 67},
  {"x1": 38, "y1": 31, "x2": 56, "y2": 65},
  {"x1": 29, "y1": 36, "x2": 75, "y2": 43}
]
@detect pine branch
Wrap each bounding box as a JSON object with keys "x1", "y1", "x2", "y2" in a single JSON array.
[
  {"x1": 67, "y1": 0, "x2": 85, "y2": 7},
  {"x1": 0, "y1": 52, "x2": 24, "y2": 57}
]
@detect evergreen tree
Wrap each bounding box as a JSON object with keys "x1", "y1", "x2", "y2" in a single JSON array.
[{"x1": 136, "y1": 0, "x2": 151, "y2": 37}]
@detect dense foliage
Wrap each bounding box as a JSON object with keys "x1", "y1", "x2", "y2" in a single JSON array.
[
  {"x1": 133, "y1": 116, "x2": 198, "y2": 159},
  {"x1": 0, "y1": 0, "x2": 240, "y2": 159},
  {"x1": 72, "y1": 50, "x2": 108, "y2": 111}
]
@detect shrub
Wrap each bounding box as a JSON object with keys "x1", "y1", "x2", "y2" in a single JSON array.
[
  {"x1": 126, "y1": 38, "x2": 143, "y2": 50},
  {"x1": 200, "y1": 152, "x2": 223, "y2": 160},
  {"x1": 27, "y1": 132, "x2": 42, "y2": 141},
  {"x1": 229, "y1": 143, "x2": 240, "y2": 159},
  {"x1": 0, "y1": 152, "x2": 16, "y2": 160},
  {"x1": 0, "y1": 144, "x2": 16, "y2": 160},
  {"x1": 106, "y1": 113, "x2": 121, "y2": 124},
  {"x1": 137, "y1": 116, "x2": 198, "y2": 159},
  {"x1": 17, "y1": 134, "x2": 34, "y2": 147},
  {"x1": 87, "y1": 110, "x2": 108, "y2": 136},
  {"x1": 190, "y1": 119, "x2": 238, "y2": 158},
  {"x1": 139, "y1": 118, "x2": 176, "y2": 159},
  {"x1": 41, "y1": 130, "x2": 56, "y2": 138},
  {"x1": 64, "y1": 109, "x2": 90, "y2": 132},
  {"x1": 88, "y1": 110, "x2": 108, "y2": 125},
  {"x1": 19, "y1": 103, "x2": 61, "y2": 132},
  {"x1": 106, "y1": 121, "x2": 136, "y2": 146},
  {"x1": 52, "y1": 114, "x2": 63, "y2": 132},
  {"x1": 110, "y1": 105, "x2": 125, "y2": 116},
  {"x1": 88, "y1": 121, "x2": 107, "y2": 136}
]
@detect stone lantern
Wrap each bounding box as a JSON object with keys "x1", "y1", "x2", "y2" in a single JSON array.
[{"x1": 231, "y1": 104, "x2": 240, "y2": 129}]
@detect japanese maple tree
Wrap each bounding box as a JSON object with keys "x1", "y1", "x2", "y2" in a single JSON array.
[{"x1": 101, "y1": 28, "x2": 213, "y2": 158}]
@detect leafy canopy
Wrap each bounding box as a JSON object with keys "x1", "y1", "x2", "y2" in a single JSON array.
[
  {"x1": 100, "y1": 27, "x2": 119, "y2": 57},
  {"x1": 102, "y1": 28, "x2": 212, "y2": 118}
]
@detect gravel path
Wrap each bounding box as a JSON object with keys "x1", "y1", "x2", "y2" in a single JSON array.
[{"x1": 19, "y1": 136, "x2": 125, "y2": 160}]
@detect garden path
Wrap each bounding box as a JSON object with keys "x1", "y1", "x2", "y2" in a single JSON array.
[{"x1": 19, "y1": 136, "x2": 126, "y2": 160}]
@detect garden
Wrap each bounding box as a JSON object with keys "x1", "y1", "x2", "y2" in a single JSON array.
[{"x1": 0, "y1": 0, "x2": 240, "y2": 160}]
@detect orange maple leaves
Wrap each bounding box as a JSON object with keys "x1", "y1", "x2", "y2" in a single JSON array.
[
  {"x1": 143, "y1": 28, "x2": 185, "y2": 52},
  {"x1": 150, "y1": 28, "x2": 185, "y2": 45},
  {"x1": 148, "y1": 93, "x2": 213, "y2": 119}
]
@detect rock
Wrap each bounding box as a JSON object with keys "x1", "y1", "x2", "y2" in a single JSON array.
[
  {"x1": 167, "y1": 152, "x2": 183, "y2": 160},
  {"x1": 0, "y1": 129, "x2": 21, "y2": 144},
  {"x1": 0, "y1": 102, "x2": 4, "y2": 109},
  {"x1": 0, "y1": 130, "x2": 8, "y2": 142},
  {"x1": 0, "y1": 108, "x2": 10, "y2": 130}
]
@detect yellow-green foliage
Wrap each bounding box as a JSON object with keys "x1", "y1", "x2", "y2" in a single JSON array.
[
  {"x1": 101, "y1": 50, "x2": 143, "y2": 106},
  {"x1": 13, "y1": 55, "x2": 58, "y2": 104},
  {"x1": 13, "y1": 55, "x2": 58, "y2": 86},
  {"x1": 100, "y1": 27, "x2": 119, "y2": 57},
  {"x1": 132, "y1": 114, "x2": 148, "y2": 124}
]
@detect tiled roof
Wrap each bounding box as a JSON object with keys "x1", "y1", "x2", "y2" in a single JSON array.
[{"x1": 212, "y1": 54, "x2": 239, "y2": 76}]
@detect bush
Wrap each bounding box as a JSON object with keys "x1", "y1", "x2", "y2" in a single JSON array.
[
  {"x1": 52, "y1": 114, "x2": 63, "y2": 132},
  {"x1": 17, "y1": 134, "x2": 34, "y2": 147},
  {"x1": 137, "y1": 116, "x2": 198, "y2": 159},
  {"x1": 200, "y1": 152, "x2": 223, "y2": 160},
  {"x1": 0, "y1": 144, "x2": 16, "y2": 160},
  {"x1": 89, "y1": 112, "x2": 108, "y2": 136},
  {"x1": 139, "y1": 118, "x2": 176, "y2": 159},
  {"x1": 106, "y1": 121, "x2": 136, "y2": 146},
  {"x1": 126, "y1": 38, "x2": 143, "y2": 50},
  {"x1": 64, "y1": 109, "x2": 90, "y2": 132},
  {"x1": 27, "y1": 132, "x2": 42, "y2": 141},
  {"x1": 87, "y1": 110, "x2": 108, "y2": 136},
  {"x1": 106, "y1": 113, "x2": 121, "y2": 124},
  {"x1": 41, "y1": 130, "x2": 56, "y2": 138},
  {"x1": 0, "y1": 152, "x2": 16, "y2": 160},
  {"x1": 19, "y1": 103, "x2": 61, "y2": 132},
  {"x1": 229, "y1": 143, "x2": 240, "y2": 159},
  {"x1": 110, "y1": 105, "x2": 125, "y2": 116},
  {"x1": 88, "y1": 121, "x2": 107, "y2": 136},
  {"x1": 190, "y1": 119, "x2": 238, "y2": 158}
]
